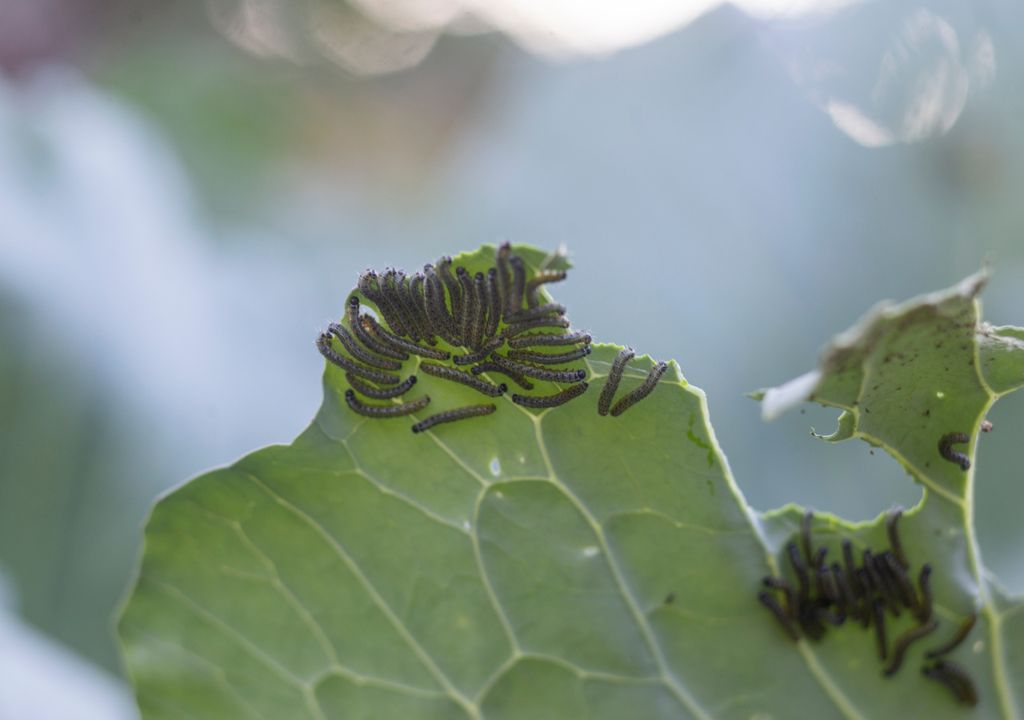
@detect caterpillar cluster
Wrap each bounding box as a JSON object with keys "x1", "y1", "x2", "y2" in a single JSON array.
[
  {"x1": 316, "y1": 244, "x2": 592, "y2": 432},
  {"x1": 597, "y1": 347, "x2": 669, "y2": 417},
  {"x1": 758, "y1": 509, "x2": 978, "y2": 706}
]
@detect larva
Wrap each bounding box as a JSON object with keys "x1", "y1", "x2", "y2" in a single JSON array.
[
  {"x1": 316, "y1": 333, "x2": 401, "y2": 385},
  {"x1": 507, "y1": 303, "x2": 567, "y2": 323},
  {"x1": 507, "y1": 331, "x2": 591, "y2": 348},
  {"x1": 507, "y1": 346, "x2": 592, "y2": 365},
  {"x1": 346, "y1": 373, "x2": 417, "y2": 400},
  {"x1": 453, "y1": 334, "x2": 505, "y2": 366},
  {"x1": 495, "y1": 242, "x2": 512, "y2": 321},
  {"x1": 505, "y1": 316, "x2": 571, "y2": 336},
  {"x1": 344, "y1": 389, "x2": 429, "y2": 417},
  {"x1": 525, "y1": 269, "x2": 567, "y2": 307},
  {"x1": 407, "y1": 273, "x2": 435, "y2": 344},
  {"x1": 361, "y1": 315, "x2": 451, "y2": 360},
  {"x1": 872, "y1": 598, "x2": 888, "y2": 660},
  {"x1": 879, "y1": 552, "x2": 916, "y2": 611},
  {"x1": 869, "y1": 552, "x2": 902, "y2": 616},
  {"x1": 423, "y1": 268, "x2": 458, "y2": 345},
  {"x1": 380, "y1": 270, "x2": 417, "y2": 340},
  {"x1": 800, "y1": 510, "x2": 815, "y2": 567},
  {"x1": 329, "y1": 323, "x2": 402, "y2": 371},
  {"x1": 883, "y1": 620, "x2": 938, "y2": 676},
  {"x1": 938, "y1": 432, "x2": 971, "y2": 471},
  {"x1": 456, "y1": 267, "x2": 474, "y2": 345},
  {"x1": 470, "y1": 272, "x2": 487, "y2": 349},
  {"x1": 347, "y1": 297, "x2": 408, "y2": 361},
  {"x1": 916, "y1": 564, "x2": 933, "y2": 622},
  {"x1": 922, "y1": 661, "x2": 979, "y2": 706},
  {"x1": 484, "y1": 267, "x2": 501, "y2": 339},
  {"x1": 489, "y1": 353, "x2": 587, "y2": 383},
  {"x1": 436, "y1": 256, "x2": 461, "y2": 318},
  {"x1": 761, "y1": 576, "x2": 795, "y2": 617},
  {"x1": 511, "y1": 382, "x2": 588, "y2": 408},
  {"x1": 925, "y1": 613, "x2": 977, "y2": 659},
  {"x1": 597, "y1": 347, "x2": 635, "y2": 416},
  {"x1": 508, "y1": 255, "x2": 526, "y2": 318},
  {"x1": 886, "y1": 508, "x2": 909, "y2": 569},
  {"x1": 419, "y1": 362, "x2": 507, "y2": 397},
  {"x1": 841, "y1": 540, "x2": 859, "y2": 595},
  {"x1": 609, "y1": 361, "x2": 669, "y2": 417},
  {"x1": 411, "y1": 403, "x2": 496, "y2": 433},
  {"x1": 471, "y1": 361, "x2": 535, "y2": 390},
  {"x1": 786, "y1": 542, "x2": 810, "y2": 602},
  {"x1": 758, "y1": 591, "x2": 800, "y2": 641},
  {"x1": 398, "y1": 270, "x2": 432, "y2": 343}
]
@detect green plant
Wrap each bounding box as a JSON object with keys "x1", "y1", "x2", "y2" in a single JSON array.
[{"x1": 117, "y1": 246, "x2": 1024, "y2": 719}]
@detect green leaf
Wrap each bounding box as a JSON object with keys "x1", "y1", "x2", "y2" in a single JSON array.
[
  {"x1": 118, "y1": 252, "x2": 1024, "y2": 719},
  {"x1": 758, "y1": 270, "x2": 1024, "y2": 719}
]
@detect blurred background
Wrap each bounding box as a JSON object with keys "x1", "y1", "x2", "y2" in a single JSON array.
[{"x1": 1, "y1": 0, "x2": 1022, "y2": 715}]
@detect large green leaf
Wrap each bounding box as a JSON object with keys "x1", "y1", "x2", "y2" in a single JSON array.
[{"x1": 118, "y1": 251, "x2": 1024, "y2": 719}]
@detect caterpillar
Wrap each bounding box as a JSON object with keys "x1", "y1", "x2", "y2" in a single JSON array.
[
  {"x1": 916, "y1": 564, "x2": 933, "y2": 622},
  {"x1": 346, "y1": 373, "x2": 417, "y2": 400},
  {"x1": 508, "y1": 255, "x2": 526, "y2": 319},
  {"x1": 507, "y1": 331, "x2": 591, "y2": 348},
  {"x1": 511, "y1": 382, "x2": 588, "y2": 408},
  {"x1": 758, "y1": 591, "x2": 800, "y2": 641},
  {"x1": 922, "y1": 661, "x2": 978, "y2": 706},
  {"x1": 489, "y1": 353, "x2": 587, "y2": 383},
  {"x1": 504, "y1": 316, "x2": 571, "y2": 336},
  {"x1": 800, "y1": 510, "x2": 815, "y2": 567},
  {"x1": 507, "y1": 303, "x2": 567, "y2": 324},
  {"x1": 525, "y1": 269, "x2": 567, "y2": 307},
  {"x1": 344, "y1": 389, "x2": 430, "y2": 417},
  {"x1": 507, "y1": 346, "x2": 592, "y2": 365},
  {"x1": 598, "y1": 347, "x2": 635, "y2": 416},
  {"x1": 883, "y1": 620, "x2": 938, "y2": 676},
  {"x1": 872, "y1": 598, "x2": 888, "y2": 660},
  {"x1": 452, "y1": 335, "x2": 505, "y2": 366},
  {"x1": 411, "y1": 404, "x2": 496, "y2": 433},
  {"x1": 886, "y1": 508, "x2": 909, "y2": 569},
  {"x1": 485, "y1": 268, "x2": 501, "y2": 339},
  {"x1": 419, "y1": 362, "x2": 507, "y2": 397},
  {"x1": 609, "y1": 362, "x2": 669, "y2": 417},
  {"x1": 925, "y1": 613, "x2": 977, "y2": 658},
  {"x1": 471, "y1": 361, "x2": 535, "y2": 390},
  {"x1": 329, "y1": 323, "x2": 403, "y2": 371},
  {"x1": 360, "y1": 315, "x2": 451, "y2": 360},
  {"x1": 937, "y1": 432, "x2": 971, "y2": 471},
  {"x1": 316, "y1": 333, "x2": 401, "y2": 385},
  {"x1": 347, "y1": 297, "x2": 408, "y2": 361}
]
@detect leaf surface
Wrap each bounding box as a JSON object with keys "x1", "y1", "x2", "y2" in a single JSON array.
[{"x1": 118, "y1": 254, "x2": 1024, "y2": 719}]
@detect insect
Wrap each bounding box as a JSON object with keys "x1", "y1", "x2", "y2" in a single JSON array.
[
  {"x1": 597, "y1": 348, "x2": 647, "y2": 417},
  {"x1": 318, "y1": 244, "x2": 593, "y2": 432},
  {"x1": 609, "y1": 362, "x2": 669, "y2": 417},
  {"x1": 922, "y1": 661, "x2": 979, "y2": 706},
  {"x1": 511, "y1": 382, "x2": 589, "y2": 408},
  {"x1": 411, "y1": 404, "x2": 496, "y2": 433},
  {"x1": 344, "y1": 390, "x2": 430, "y2": 418},
  {"x1": 925, "y1": 613, "x2": 977, "y2": 658},
  {"x1": 937, "y1": 432, "x2": 971, "y2": 471}
]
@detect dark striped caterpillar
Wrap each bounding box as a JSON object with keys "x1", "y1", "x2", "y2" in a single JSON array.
[
  {"x1": 317, "y1": 244, "x2": 593, "y2": 432},
  {"x1": 595, "y1": 348, "x2": 670, "y2": 418},
  {"x1": 756, "y1": 507, "x2": 979, "y2": 706},
  {"x1": 938, "y1": 432, "x2": 971, "y2": 471}
]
